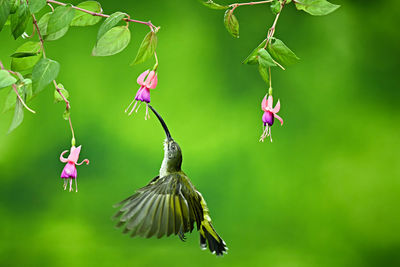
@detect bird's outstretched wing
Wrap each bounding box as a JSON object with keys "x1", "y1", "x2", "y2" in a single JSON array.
[{"x1": 113, "y1": 173, "x2": 202, "y2": 239}]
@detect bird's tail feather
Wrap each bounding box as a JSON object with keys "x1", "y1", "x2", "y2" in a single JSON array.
[{"x1": 199, "y1": 220, "x2": 227, "y2": 256}]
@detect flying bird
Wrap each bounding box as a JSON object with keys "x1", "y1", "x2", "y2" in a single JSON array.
[{"x1": 113, "y1": 105, "x2": 227, "y2": 256}]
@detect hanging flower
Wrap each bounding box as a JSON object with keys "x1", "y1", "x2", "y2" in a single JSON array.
[
  {"x1": 125, "y1": 69, "x2": 158, "y2": 120},
  {"x1": 59, "y1": 145, "x2": 89, "y2": 192},
  {"x1": 260, "y1": 95, "x2": 283, "y2": 142}
]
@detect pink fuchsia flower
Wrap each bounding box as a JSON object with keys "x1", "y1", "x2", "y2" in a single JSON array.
[
  {"x1": 125, "y1": 69, "x2": 158, "y2": 120},
  {"x1": 260, "y1": 95, "x2": 283, "y2": 142},
  {"x1": 60, "y1": 145, "x2": 89, "y2": 192}
]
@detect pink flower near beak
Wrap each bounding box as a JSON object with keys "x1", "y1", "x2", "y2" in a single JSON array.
[
  {"x1": 125, "y1": 69, "x2": 158, "y2": 120},
  {"x1": 260, "y1": 95, "x2": 283, "y2": 142},
  {"x1": 60, "y1": 145, "x2": 89, "y2": 192}
]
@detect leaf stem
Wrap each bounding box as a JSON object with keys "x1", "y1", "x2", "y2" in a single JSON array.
[{"x1": 46, "y1": 0, "x2": 158, "y2": 31}]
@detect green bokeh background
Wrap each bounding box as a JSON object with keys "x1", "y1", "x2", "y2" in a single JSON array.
[{"x1": 1, "y1": 0, "x2": 399, "y2": 266}]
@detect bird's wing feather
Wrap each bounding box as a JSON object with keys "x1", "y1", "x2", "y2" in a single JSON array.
[{"x1": 113, "y1": 173, "x2": 198, "y2": 239}]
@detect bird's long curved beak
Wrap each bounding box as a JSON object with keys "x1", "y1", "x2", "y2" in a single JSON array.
[{"x1": 148, "y1": 104, "x2": 173, "y2": 141}]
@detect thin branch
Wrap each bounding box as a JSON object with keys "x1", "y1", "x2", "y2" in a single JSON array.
[
  {"x1": 264, "y1": 0, "x2": 287, "y2": 49},
  {"x1": 47, "y1": 0, "x2": 158, "y2": 31},
  {"x1": 31, "y1": 14, "x2": 46, "y2": 58},
  {"x1": 230, "y1": 0, "x2": 273, "y2": 8}
]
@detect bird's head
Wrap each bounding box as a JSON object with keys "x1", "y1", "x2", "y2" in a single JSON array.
[
  {"x1": 164, "y1": 137, "x2": 182, "y2": 171},
  {"x1": 149, "y1": 104, "x2": 183, "y2": 172}
]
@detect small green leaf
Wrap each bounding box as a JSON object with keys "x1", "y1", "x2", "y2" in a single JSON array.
[
  {"x1": 11, "y1": 41, "x2": 42, "y2": 71},
  {"x1": 295, "y1": 0, "x2": 340, "y2": 16},
  {"x1": 38, "y1": 12, "x2": 70, "y2": 41},
  {"x1": 63, "y1": 109, "x2": 70, "y2": 120},
  {"x1": 10, "y1": 1, "x2": 30, "y2": 39},
  {"x1": 258, "y1": 49, "x2": 276, "y2": 68},
  {"x1": 54, "y1": 83, "x2": 69, "y2": 103},
  {"x1": 270, "y1": 0, "x2": 281, "y2": 15},
  {"x1": 0, "y1": 70, "x2": 17, "y2": 89},
  {"x1": 8, "y1": 95, "x2": 24, "y2": 134},
  {"x1": 47, "y1": 5, "x2": 75, "y2": 34},
  {"x1": 92, "y1": 26, "x2": 131, "y2": 56},
  {"x1": 45, "y1": 26, "x2": 69, "y2": 41},
  {"x1": 32, "y1": 58, "x2": 60, "y2": 94},
  {"x1": 242, "y1": 39, "x2": 267, "y2": 65},
  {"x1": 37, "y1": 12, "x2": 51, "y2": 35},
  {"x1": 9, "y1": 0, "x2": 19, "y2": 14},
  {"x1": 224, "y1": 9, "x2": 239, "y2": 38},
  {"x1": 3, "y1": 80, "x2": 33, "y2": 113},
  {"x1": 28, "y1": 0, "x2": 46, "y2": 14},
  {"x1": 258, "y1": 64, "x2": 269, "y2": 84},
  {"x1": 0, "y1": 0, "x2": 11, "y2": 31},
  {"x1": 97, "y1": 11, "x2": 126, "y2": 40},
  {"x1": 200, "y1": 0, "x2": 229, "y2": 10},
  {"x1": 267, "y1": 38, "x2": 299, "y2": 67},
  {"x1": 70, "y1": 1, "x2": 102, "y2": 26},
  {"x1": 131, "y1": 31, "x2": 157, "y2": 65}
]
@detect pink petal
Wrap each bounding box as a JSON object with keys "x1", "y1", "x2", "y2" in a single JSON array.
[
  {"x1": 67, "y1": 145, "x2": 81, "y2": 163},
  {"x1": 76, "y1": 159, "x2": 90, "y2": 166},
  {"x1": 148, "y1": 73, "x2": 158, "y2": 89},
  {"x1": 60, "y1": 150, "x2": 69, "y2": 163},
  {"x1": 261, "y1": 96, "x2": 268, "y2": 111},
  {"x1": 61, "y1": 162, "x2": 77, "y2": 179},
  {"x1": 274, "y1": 114, "x2": 284, "y2": 126},
  {"x1": 267, "y1": 95, "x2": 273, "y2": 110},
  {"x1": 273, "y1": 99, "x2": 280, "y2": 113},
  {"x1": 137, "y1": 70, "x2": 150, "y2": 85}
]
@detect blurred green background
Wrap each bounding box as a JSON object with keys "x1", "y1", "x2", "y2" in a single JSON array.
[{"x1": 1, "y1": 0, "x2": 400, "y2": 266}]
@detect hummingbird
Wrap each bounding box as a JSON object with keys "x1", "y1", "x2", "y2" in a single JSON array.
[{"x1": 113, "y1": 105, "x2": 227, "y2": 256}]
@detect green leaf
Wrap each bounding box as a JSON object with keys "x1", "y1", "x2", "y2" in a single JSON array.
[
  {"x1": 37, "y1": 12, "x2": 51, "y2": 35},
  {"x1": 32, "y1": 58, "x2": 60, "y2": 94},
  {"x1": 10, "y1": 1, "x2": 29, "y2": 39},
  {"x1": 9, "y1": 0, "x2": 19, "y2": 14},
  {"x1": 224, "y1": 9, "x2": 239, "y2": 38},
  {"x1": 38, "y1": 12, "x2": 69, "y2": 41},
  {"x1": 63, "y1": 109, "x2": 70, "y2": 120},
  {"x1": 0, "y1": 70, "x2": 17, "y2": 89},
  {"x1": 3, "y1": 79, "x2": 33, "y2": 113},
  {"x1": 242, "y1": 39, "x2": 267, "y2": 65},
  {"x1": 267, "y1": 38, "x2": 299, "y2": 67},
  {"x1": 92, "y1": 26, "x2": 131, "y2": 56},
  {"x1": 97, "y1": 11, "x2": 126, "y2": 40},
  {"x1": 11, "y1": 41, "x2": 42, "y2": 71},
  {"x1": 70, "y1": 1, "x2": 102, "y2": 26},
  {"x1": 45, "y1": 26, "x2": 69, "y2": 41},
  {"x1": 270, "y1": 0, "x2": 281, "y2": 15},
  {"x1": 0, "y1": 0, "x2": 11, "y2": 31},
  {"x1": 28, "y1": 0, "x2": 46, "y2": 14},
  {"x1": 47, "y1": 5, "x2": 75, "y2": 34},
  {"x1": 258, "y1": 64, "x2": 269, "y2": 84},
  {"x1": 54, "y1": 83, "x2": 69, "y2": 103},
  {"x1": 8, "y1": 94, "x2": 24, "y2": 134},
  {"x1": 295, "y1": 0, "x2": 340, "y2": 16},
  {"x1": 131, "y1": 31, "x2": 157, "y2": 65},
  {"x1": 258, "y1": 49, "x2": 276, "y2": 68},
  {"x1": 200, "y1": 0, "x2": 229, "y2": 10}
]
